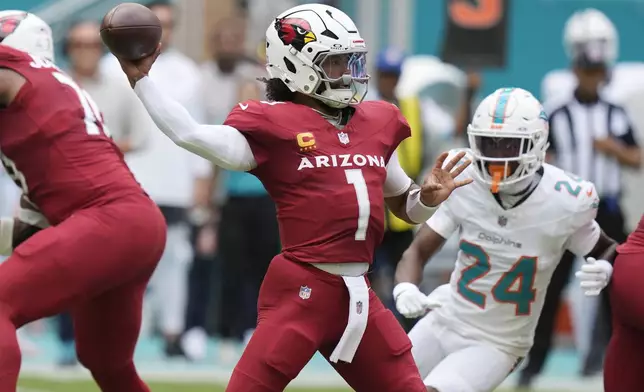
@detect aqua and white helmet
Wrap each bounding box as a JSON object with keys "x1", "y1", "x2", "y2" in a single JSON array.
[
  {"x1": 265, "y1": 3, "x2": 369, "y2": 108},
  {"x1": 467, "y1": 87, "x2": 549, "y2": 192}
]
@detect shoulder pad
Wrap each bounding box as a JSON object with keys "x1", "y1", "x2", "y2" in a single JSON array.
[
  {"x1": 546, "y1": 167, "x2": 599, "y2": 214},
  {"x1": 575, "y1": 180, "x2": 600, "y2": 214},
  {"x1": 224, "y1": 100, "x2": 271, "y2": 130}
]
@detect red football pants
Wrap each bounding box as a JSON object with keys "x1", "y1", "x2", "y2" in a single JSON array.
[
  {"x1": 0, "y1": 194, "x2": 166, "y2": 392},
  {"x1": 225, "y1": 255, "x2": 426, "y2": 392},
  {"x1": 605, "y1": 252, "x2": 644, "y2": 392}
]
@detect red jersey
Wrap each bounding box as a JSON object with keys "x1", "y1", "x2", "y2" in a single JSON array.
[
  {"x1": 617, "y1": 214, "x2": 644, "y2": 254},
  {"x1": 224, "y1": 100, "x2": 410, "y2": 264},
  {"x1": 0, "y1": 46, "x2": 144, "y2": 224}
]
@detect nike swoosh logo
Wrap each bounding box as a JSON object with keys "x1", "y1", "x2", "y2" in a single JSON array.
[{"x1": 239, "y1": 103, "x2": 249, "y2": 110}]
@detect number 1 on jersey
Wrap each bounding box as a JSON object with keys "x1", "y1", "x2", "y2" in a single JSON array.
[{"x1": 345, "y1": 169, "x2": 370, "y2": 241}]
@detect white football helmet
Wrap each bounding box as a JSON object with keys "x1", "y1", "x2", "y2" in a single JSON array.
[
  {"x1": 467, "y1": 88, "x2": 549, "y2": 192},
  {"x1": 265, "y1": 3, "x2": 368, "y2": 108},
  {"x1": 0, "y1": 11, "x2": 54, "y2": 62},
  {"x1": 563, "y1": 8, "x2": 618, "y2": 66}
]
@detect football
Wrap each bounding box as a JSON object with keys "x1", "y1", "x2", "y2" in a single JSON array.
[{"x1": 100, "y1": 2, "x2": 161, "y2": 60}]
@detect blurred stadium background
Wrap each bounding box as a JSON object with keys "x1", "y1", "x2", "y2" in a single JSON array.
[{"x1": 2, "y1": 0, "x2": 644, "y2": 391}]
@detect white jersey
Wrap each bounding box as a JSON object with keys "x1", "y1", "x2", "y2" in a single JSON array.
[{"x1": 427, "y1": 151, "x2": 601, "y2": 356}]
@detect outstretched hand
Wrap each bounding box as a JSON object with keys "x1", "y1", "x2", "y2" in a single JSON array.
[
  {"x1": 116, "y1": 44, "x2": 162, "y2": 88},
  {"x1": 420, "y1": 151, "x2": 473, "y2": 207}
]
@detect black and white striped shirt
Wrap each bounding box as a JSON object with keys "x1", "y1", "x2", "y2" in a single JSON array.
[{"x1": 546, "y1": 94, "x2": 638, "y2": 197}]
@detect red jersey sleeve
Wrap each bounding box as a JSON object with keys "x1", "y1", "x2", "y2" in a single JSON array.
[
  {"x1": 223, "y1": 100, "x2": 273, "y2": 168},
  {"x1": 618, "y1": 214, "x2": 644, "y2": 254}
]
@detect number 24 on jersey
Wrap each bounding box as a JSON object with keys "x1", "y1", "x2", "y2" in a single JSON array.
[{"x1": 458, "y1": 240, "x2": 537, "y2": 316}]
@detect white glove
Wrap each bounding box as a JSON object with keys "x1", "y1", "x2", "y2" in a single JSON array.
[
  {"x1": 394, "y1": 282, "x2": 438, "y2": 319},
  {"x1": 575, "y1": 257, "x2": 613, "y2": 296}
]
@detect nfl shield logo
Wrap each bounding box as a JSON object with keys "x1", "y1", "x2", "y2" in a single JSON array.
[
  {"x1": 498, "y1": 216, "x2": 508, "y2": 227},
  {"x1": 356, "y1": 301, "x2": 363, "y2": 315},
  {"x1": 338, "y1": 132, "x2": 350, "y2": 145},
  {"x1": 299, "y1": 286, "x2": 312, "y2": 300}
]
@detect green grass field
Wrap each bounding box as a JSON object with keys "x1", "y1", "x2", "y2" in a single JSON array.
[{"x1": 16, "y1": 376, "x2": 569, "y2": 392}]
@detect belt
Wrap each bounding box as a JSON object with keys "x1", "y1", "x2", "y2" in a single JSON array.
[{"x1": 311, "y1": 262, "x2": 369, "y2": 277}]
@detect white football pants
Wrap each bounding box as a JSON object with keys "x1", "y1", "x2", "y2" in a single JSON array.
[{"x1": 409, "y1": 311, "x2": 521, "y2": 392}]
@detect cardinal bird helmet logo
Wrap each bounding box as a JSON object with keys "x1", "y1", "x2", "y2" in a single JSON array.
[
  {"x1": 0, "y1": 13, "x2": 26, "y2": 42},
  {"x1": 275, "y1": 17, "x2": 317, "y2": 51}
]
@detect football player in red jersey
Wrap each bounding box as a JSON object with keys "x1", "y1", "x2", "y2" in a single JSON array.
[
  {"x1": 116, "y1": 4, "x2": 471, "y2": 391},
  {"x1": 576, "y1": 214, "x2": 644, "y2": 392},
  {"x1": 0, "y1": 11, "x2": 166, "y2": 392}
]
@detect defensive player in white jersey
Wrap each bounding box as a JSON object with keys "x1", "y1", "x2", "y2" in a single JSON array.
[{"x1": 393, "y1": 87, "x2": 617, "y2": 392}]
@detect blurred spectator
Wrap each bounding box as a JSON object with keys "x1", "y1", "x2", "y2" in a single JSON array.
[
  {"x1": 199, "y1": 17, "x2": 279, "y2": 363},
  {"x1": 244, "y1": 0, "x2": 297, "y2": 57},
  {"x1": 541, "y1": 9, "x2": 644, "y2": 106},
  {"x1": 366, "y1": 48, "x2": 423, "y2": 331},
  {"x1": 201, "y1": 17, "x2": 263, "y2": 125},
  {"x1": 65, "y1": 20, "x2": 150, "y2": 153},
  {"x1": 366, "y1": 48, "x2": 480, "y2": 331},
  {"x1": 183, "y1": 200, "x2": 218, "y2": 361},
  {"x1": 101, "y1": 0, "x2": 212, "y2": 360},
  {"x1": 53, "y1": 19, "x2": 154, "y2": 367},
  {"x1": 521, "y1": 9, "x2": 642, "y2": 388}
]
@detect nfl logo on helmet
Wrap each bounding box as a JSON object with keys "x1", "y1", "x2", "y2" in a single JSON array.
[
  {"x1": 299, "y1": 285, "x2": 311, "y2": 300},
  {"x1": 356, "y1": 301, "x2": 363, "y2": 314}
]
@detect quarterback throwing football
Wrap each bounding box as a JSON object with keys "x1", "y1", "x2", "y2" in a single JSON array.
[{"x1": 114, "y1": 3, "x2": 471, "y2": 391}]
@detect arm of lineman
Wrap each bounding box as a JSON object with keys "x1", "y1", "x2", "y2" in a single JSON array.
[
  {"x1": 392, "y1": 206, "x2": 458, "y2": 318},
  {"x1": 0, "y1": 68, "x2": 26, "y2": 107},
  {"x1": 133, "y1": 76, "x2": 257, "y2": 171}
]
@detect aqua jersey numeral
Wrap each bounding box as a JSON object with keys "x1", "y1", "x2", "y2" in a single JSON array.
[
  {"x1": 458, "y1": 241, "x2": 537, "y2": 316},
  {"x1": 554, "y1": 181, "x2": 581, "y2": 197},
  {"x1": 554, "y1": 171, "x2": 583, "y2": 197},
  {"x1": 491, "y1": 256, "x2": 537, "y2": 315},
  {"x1": 458, "y1": 241, "x2": 491, "y2": 308}
]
